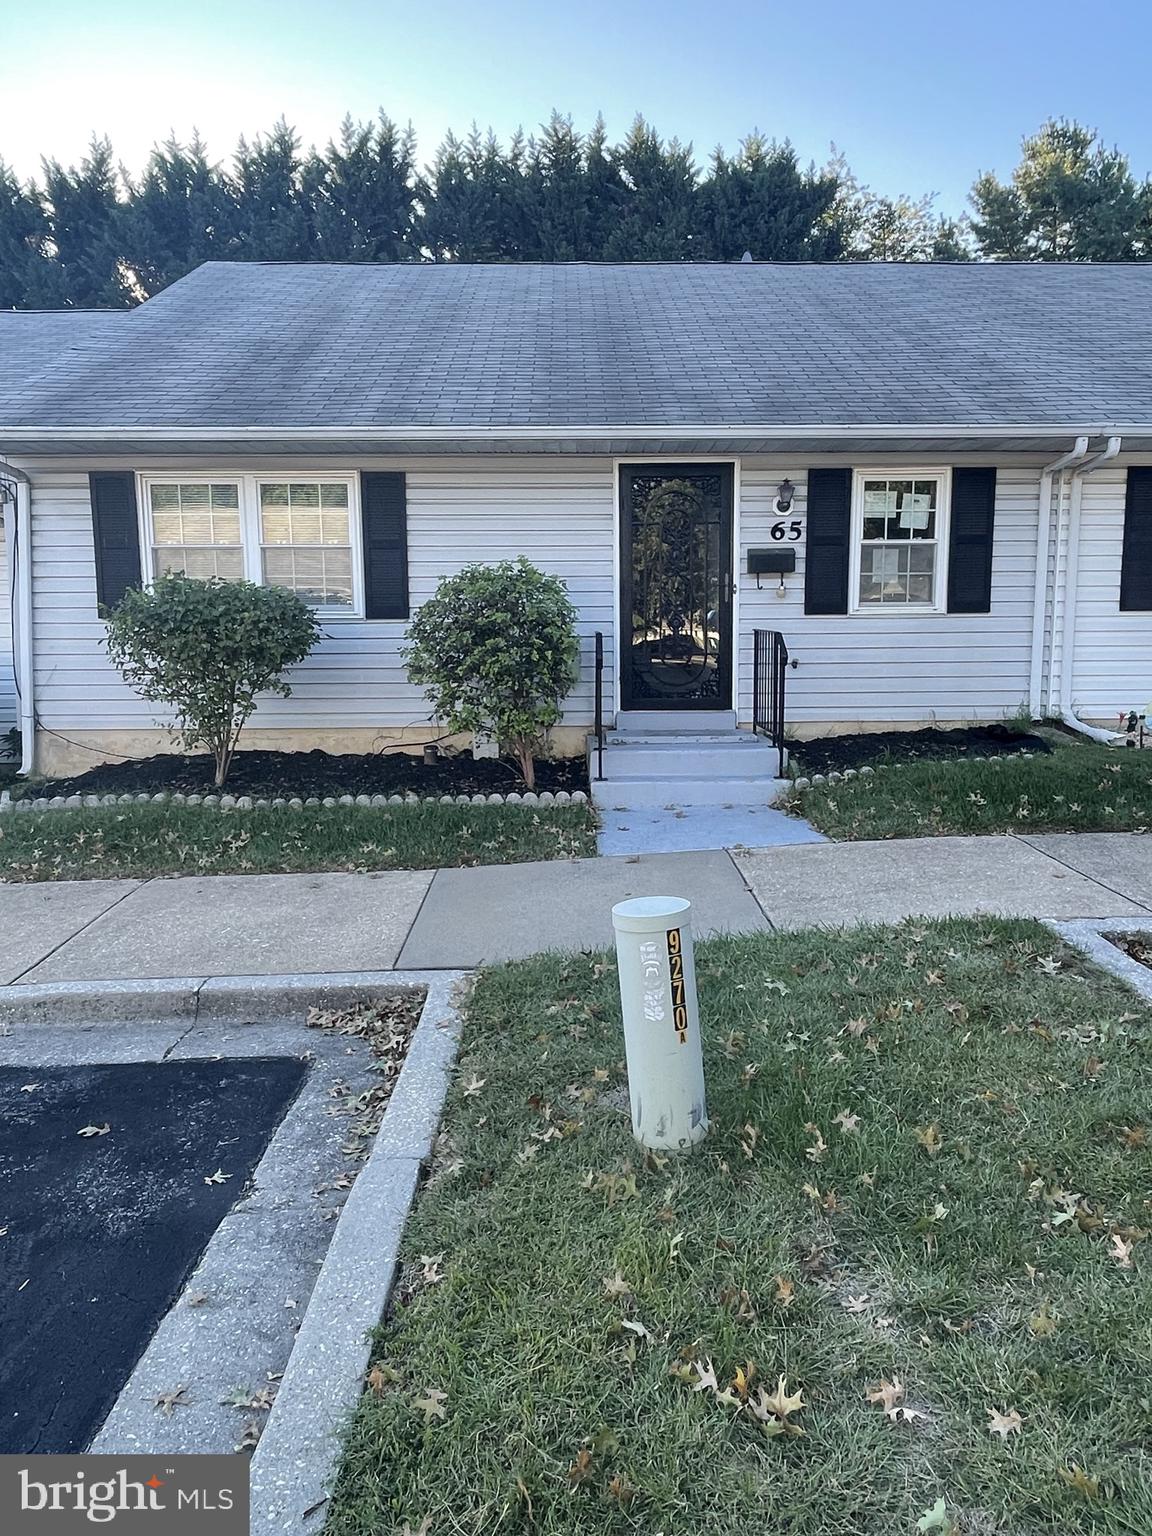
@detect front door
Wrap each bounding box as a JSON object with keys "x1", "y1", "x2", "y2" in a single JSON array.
[{"x1": 620, "y1": 463, "x2": 734, "y2": 710}]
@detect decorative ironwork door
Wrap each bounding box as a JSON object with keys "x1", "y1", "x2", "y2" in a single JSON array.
[{"x1": 620, "y1": 464, "x2": 734, "y2": 710}]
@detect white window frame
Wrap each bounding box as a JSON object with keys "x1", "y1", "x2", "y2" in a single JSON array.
[
  {"x1": 137, "y1": 472, "x2": 365, "y2": 620},
  {"x1": 848, "y1": 466, "x2": 951, "y2": 616}
]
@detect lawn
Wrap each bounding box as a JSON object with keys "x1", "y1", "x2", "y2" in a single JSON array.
[
  {"x1": 788, "y1": 740, "x2": 1152, "y2": 839},
  {"x1": 329, "y1": 919, "x2": 1152, "y2": 1536},
  {"x1": 0, "y1": 803, "x2": 596, "y2": 881}
]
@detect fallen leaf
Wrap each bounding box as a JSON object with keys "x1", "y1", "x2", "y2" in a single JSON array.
[
  {"x1": 987, "y1": 1406, "x2": 1023, "y2": 1438},
  {"x1": 602, "y1": 1270, "x2": 632, "y2": 1298},
  {"x1": 833, "y1": 1109, "x2": 861, "y2": 1135},
  {"x1": 1110, "y1": 1234, "x2": 1135, "y2": 1270},
  {"x1": 154, "y1": 1386, "x2": 189, "y2": 1416},
  {"x1": 1058, "y1": 1464, "x2": 1100, "y2": 1498},
  {"x1": 186, "y1": 1292, "x2": 208, "y2": 1307},
  {"x1": 773, "y1": 1275, "x2": 795, "y2": 1308},
  {"x1": 1028, "y1": 1300, "x2": 1059, "y2": 1337},
  {"x1": 619, "y1": 1318, "x2": 651, "y2": 1343},
  {"x1": 842, "y1": 1293, "x2": 871, "y2": 1313},
  {"x1": 412, "y1": 1388, "x2": 448, "y2": 1423},
  {"x1": 865, "y1": 1377, "x2": 905, "y2": 1418},
  {"x1": 691, "y1": 1358, "x2": 718, "y2": 1393},
  {"x1": 462, "y1": 1074, "x2": 486, "y2": 1097},
  {"x1": 607, "y1": 1473, "x2": 636, "y2": 1506},
  {"x1": 566, "y1": 1448, "x2": 594, "y2": 1488},
  {"x1": 915, "y1": 1124, "x2": 943, "y2": 1157},
  {"x1": 916, "y1": 1496, "x2": 953, "y2": 1533},
  {"x1": 419, "y1": 1255, "x2": 445, "y2": 1286},
  {"x1": 204, "y1": 1168, "x2": 232, "y2": 1186},
  {"x1": 77, "y1": 1124, "x2": 110, "y2": 1138},
  {"x1": 401, "y1": 1519, "x2": 433, "y2": 1536},
  {"x1": 367, "y1": 1364, "x2": 398, "y2": 1396}
]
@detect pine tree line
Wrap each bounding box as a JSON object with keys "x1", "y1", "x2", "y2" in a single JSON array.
[{"x1": 2, "y1": 113, "x2": 1149, "y2": 310}]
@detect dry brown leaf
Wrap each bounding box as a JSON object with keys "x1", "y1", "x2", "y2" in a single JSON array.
[
  {"x1": 773, "y1": 1275, "x2": 796, "y2": 1308},
  {"x1": 987, "y1": 1406, "x2": 1023, "y2": 1438},
  {"x1": 154, "y1": 1385, "x2": 188, "y2": 1416},
  {"x1": 602, "y1": 1269, "x2": 632, "y2": 1298}
]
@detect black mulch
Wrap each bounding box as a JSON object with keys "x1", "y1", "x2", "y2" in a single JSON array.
[
  {"x1": 789, "y1": 724, "x2": 1054, "y2": 777},
  {"x1": 23, "y1": 749, "x2": 589, "y2": 802},
  {"x1": 0, "y1": 1058, "x2": 306, "y2": 1454}
]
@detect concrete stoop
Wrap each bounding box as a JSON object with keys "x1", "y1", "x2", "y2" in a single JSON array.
[{"x1": 590, "y1": 718, "x2": 788, "y2": 811}]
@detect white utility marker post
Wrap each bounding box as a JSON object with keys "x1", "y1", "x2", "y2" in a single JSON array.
[{"x1": 611, "y1": 896, "x2": 708, "y2": 1151}]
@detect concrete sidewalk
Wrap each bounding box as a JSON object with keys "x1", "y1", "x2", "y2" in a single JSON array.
[{"x1": 3, "y1": 832, "x2": 1151, "y2": 984}]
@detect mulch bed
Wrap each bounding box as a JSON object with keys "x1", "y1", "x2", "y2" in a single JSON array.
[
  {"x1": 23, "y1": 748, "x2": 589, "y2": 802},
  {"x1": 790, "y1": 723, "x2": 1053, "y2": 776}
]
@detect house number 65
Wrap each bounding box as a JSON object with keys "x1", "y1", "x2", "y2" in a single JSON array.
[{"x1": 769, "y1": 520, "x2": 803, "y2": 541}]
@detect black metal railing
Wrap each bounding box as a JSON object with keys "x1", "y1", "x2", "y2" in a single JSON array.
[
  {"x1": 752, "y1": 629, "x2": 789, "y2": 777},
  {"x1": 593, "y1": 631, "x2": 605, "y2": 780}
]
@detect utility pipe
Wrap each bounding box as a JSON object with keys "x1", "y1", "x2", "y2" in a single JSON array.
[
  {"x1": 1057, "y1": 436, "x2": 1122, "y2": 740},
  {"x1": 0, "y1": 462, "x2": 34, "y2": 776},
  {"x1": 1030, "y1": 437, "x2": 1089, "y2": 719}
]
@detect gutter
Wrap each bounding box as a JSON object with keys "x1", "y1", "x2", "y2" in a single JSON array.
[
  {"x1": 0, "y1": 461, "x2": 34, "y2": 775},
  {"x1": 0, "y1": 421, "x2": 1147, "y2": 445},
  {"x1": 1030, "y1": 437, "x2": 1090, "y2": 719},
  {"x1": 1055, "y1": 436, "x2": 1123, "y2": 740}
]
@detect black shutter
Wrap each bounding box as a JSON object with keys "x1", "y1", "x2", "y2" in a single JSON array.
[
  {"x1": 89, "y1": 471, "x2": 142, "y2": 614},
  {"x1": 947, "y1": 467, "x2": 997, "y2": 613},
  {"x1": 804, "y1": 467, "x2": 852, "y2": 614},
  {"x1": 1120, "y1": 467, "x2": 1152, "y2": 611},
  {"x1": 360, "y1": 471, "x2": 409, "y2": 619}
]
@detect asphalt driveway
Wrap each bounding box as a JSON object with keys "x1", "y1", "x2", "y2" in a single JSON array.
[{"x1": 0, "y1": 1058, "x2": 306, "y2": 1453}]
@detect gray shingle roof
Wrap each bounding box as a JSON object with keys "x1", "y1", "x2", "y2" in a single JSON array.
[
  {"x1": 0, "y1": 309, "x2": 125, "y2": 412},
  {"x1": 4, "y1": 261, "x2": 1152, "y2": 431}
]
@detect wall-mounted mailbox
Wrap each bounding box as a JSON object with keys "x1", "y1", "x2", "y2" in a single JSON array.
[{"x1": 747, "y1": 548, "x2": 796, "y2": 575}]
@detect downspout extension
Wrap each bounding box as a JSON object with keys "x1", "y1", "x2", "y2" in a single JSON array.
[
  {"x1": 1059, "y1": 436, "x2": 1123, "y2": 742},
  {"x1": 1030, "y1": 436, "x2": 1090, "y2": 719},
  {"x1": 0, "y1": 462, "x2": 34, "y2": 776}
]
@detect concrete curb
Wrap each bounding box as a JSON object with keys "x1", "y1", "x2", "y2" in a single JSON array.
[
  {"x1": 1047, "y1": 917, "x2": 1152, "y2": 1000},
  {"x1": 1, "y1": 788, "x2": 589, "y2": 815},
  {"x1": 0, "y1": 970, "x2": 443, "y2": 1029},
  {"x1": 250, "y1": 972, "x2": 466, "y2": 1535}
]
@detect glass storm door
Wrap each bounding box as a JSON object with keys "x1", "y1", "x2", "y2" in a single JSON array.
[{"x1": 620, "y1": 464, "x2": 734, "y2": 710}]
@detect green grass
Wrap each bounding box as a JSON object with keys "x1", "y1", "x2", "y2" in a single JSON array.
[
  {"x1": 0, "y1": 803, "x2": 596, "y2": 880},
  {"x1": 788, "y1": 741, "x2": 1152, "y2": 839},
  {"x1": 329, "y1": 920, "x2": 1152, "y2": 1536}
]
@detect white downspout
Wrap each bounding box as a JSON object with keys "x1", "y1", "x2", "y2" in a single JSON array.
[
  {"x1": 0, "y1": 463, "x2": 35, "y2": 776},
  {"x1": 1030, "y1": 437, "x2": 1089, "y2": 718},
  {"x1": 1058, "y1": 436, "x2": 1122, "y2": 741}
]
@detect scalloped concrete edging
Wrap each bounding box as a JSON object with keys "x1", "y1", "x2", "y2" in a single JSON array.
[
  {"x1": 788, "y1": 750, "x2": 1042, "y2": 793},
  {"x1": 0, "y1": 786, "x2": 589, "y2": 815}
]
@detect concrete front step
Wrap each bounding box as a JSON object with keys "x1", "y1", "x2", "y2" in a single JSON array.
[
  {"x1": 592, "y1": 776, "x2": 790, "y2": 809},
  {"x1": 614, "y1": 710, "x2": 738, "y2": 733},
  {"x1": 598, "y1": 740, "x2": 781, "y2": 779}
]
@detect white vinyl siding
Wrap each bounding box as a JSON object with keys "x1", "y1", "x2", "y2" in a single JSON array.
[
  {"x1": 1069, "y1": 465, "x2": 1152, "y2": 723},
  {"x1": 0, "y1": 532, "x2": 15, "y2": 738},
  {"x1": 737, "y1": 459, "x2": 1041, "y2": 726},
  {"x1": 28, "y1": 459, "x2": 616, "y2": 733},
  {"x1": 27, "y1": 451, "x2": 1150, "y2": 741}
]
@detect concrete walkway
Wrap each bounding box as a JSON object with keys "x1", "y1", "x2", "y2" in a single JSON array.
[{"x1": 3, "y1": 832, "x2": 1152, "y2": 983}]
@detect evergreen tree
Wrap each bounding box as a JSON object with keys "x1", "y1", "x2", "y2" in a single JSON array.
[
  {"x1": 305, "y1": 113, "x2": 420, "y2": 261},
  {"x1": 420, "y1": 126, "x2": 528, "y2": 261},
  {"x1": 695, "y1": 134, "x2": 847, "y2": 260},
  {"x1": 521, "y1": 113, "x2": 593, "y2": 260},
  {"x1": 122, "y1": 133, "x2": 236, "y2": 296},
  {"x1": 971, "y1": 119, "x2": 1151, "y2": 260},
  {"x1": 602, "y1": 117, "x2": 698, "y2": 261},
  {"x1": 40, "y1": 137, "x2": 131, "y2": 306},
  {"x1": 0, "y1": 161, "x2": 55, "y2": 308},
  {"x1": 232, "y1": 119, "x2": 312, "y2": 259}
]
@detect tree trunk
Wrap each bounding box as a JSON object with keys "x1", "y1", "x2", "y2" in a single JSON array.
[{"x1": 516, "y1": 740, "x2": 535, "y2": 789}]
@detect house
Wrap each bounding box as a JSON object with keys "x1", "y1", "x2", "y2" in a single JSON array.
[
  {"x1": 1, "y1": 260, "x2": 1151, "y2": 784},
  {"x1": 1, "y1": 309, "x2": 123, "y2": 755}
]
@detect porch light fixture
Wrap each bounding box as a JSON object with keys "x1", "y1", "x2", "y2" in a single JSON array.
[
  {"x1": 776, "y1": 572, "x2": 788, "y2": 599},
  {"x1": 775, "y1": 478, "x2": 795, "y2": 513}
]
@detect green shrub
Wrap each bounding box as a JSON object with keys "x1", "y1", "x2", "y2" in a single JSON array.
[
  {"x1": 405, "y1": 558, "x2": 578, "y2": 788},
  {"x1": 105, "y1": 573, "x2": 319, "y2": 786}
]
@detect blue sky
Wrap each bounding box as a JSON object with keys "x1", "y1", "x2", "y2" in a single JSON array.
[{"x1": 6, "y1": 0, "x2": 1151, "y2": 216}]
